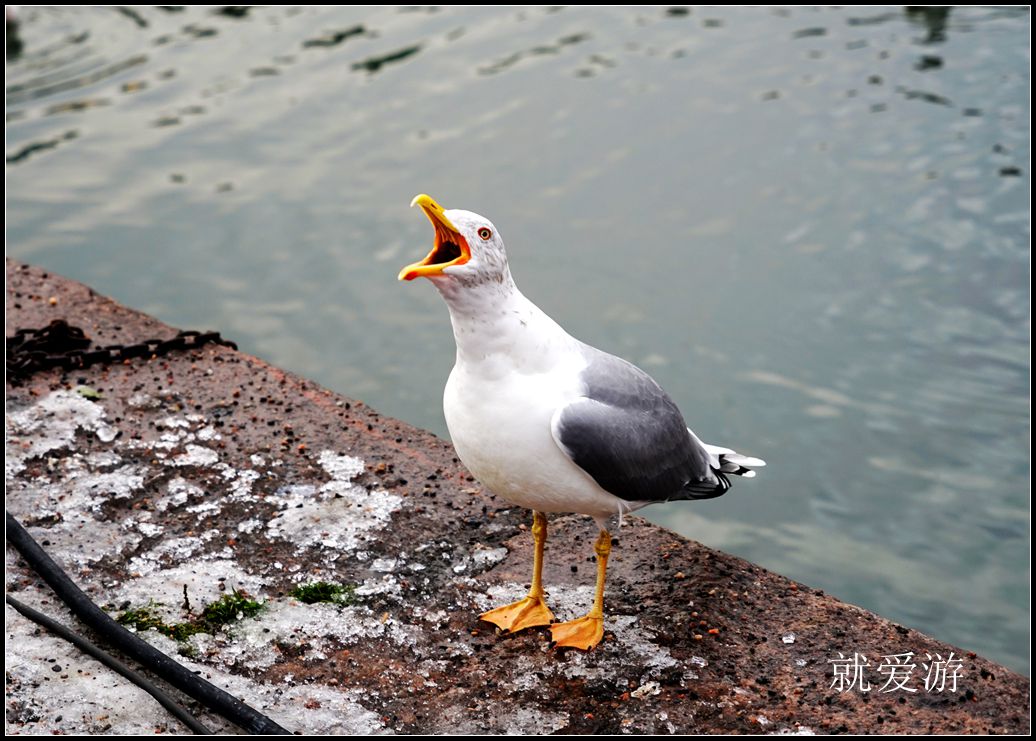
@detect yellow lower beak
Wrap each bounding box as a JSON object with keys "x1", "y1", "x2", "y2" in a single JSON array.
[{"x1": 399, "y1": 194, "x2": 471, "y2": 281}]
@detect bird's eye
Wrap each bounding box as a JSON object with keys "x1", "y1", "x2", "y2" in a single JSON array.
[{"x1": 478, "y1": 227, "x2": 492, "y2": 240}]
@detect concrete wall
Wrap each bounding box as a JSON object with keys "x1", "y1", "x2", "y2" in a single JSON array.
[{"x1": 5, "y1": 259, "x2": 1029, "y2": 734}]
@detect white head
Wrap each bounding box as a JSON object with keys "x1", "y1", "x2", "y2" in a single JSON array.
[{"x1": 398, "y1": 194, "x2": 512, "y2": 289}]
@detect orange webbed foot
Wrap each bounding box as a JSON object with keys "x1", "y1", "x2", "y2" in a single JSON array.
[
  {"x1": 480, "y1": 594, "x2": 555, "y2": 633},
  {"x1": 549, "y1": 614, "x2": 604, "y2": 650}
]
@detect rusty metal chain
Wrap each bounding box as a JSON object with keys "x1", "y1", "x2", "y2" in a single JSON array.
[{"x1": 6, "y1": 319, "x2": 237, "y2": 382}]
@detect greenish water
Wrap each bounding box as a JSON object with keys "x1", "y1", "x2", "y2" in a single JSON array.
[{"x1": 6, "y1": 6, "x2": 1029, "y2": 674}]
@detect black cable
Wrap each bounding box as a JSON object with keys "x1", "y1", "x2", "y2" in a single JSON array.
[
  {"x1": 6, "y1": 512, "x2": 293, "y2": 735},
  {"x1": 5, "y1": 594, "x2": 213, "y2": 734}
]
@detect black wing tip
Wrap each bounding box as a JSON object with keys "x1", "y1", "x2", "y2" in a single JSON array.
[{"x1": 678, "y1": 471, "x2": 731, "y2": 501}]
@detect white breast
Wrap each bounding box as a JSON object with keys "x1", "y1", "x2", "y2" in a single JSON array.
[
  {"x1": 443, "y1": 342, "x2": 630, "y2": 521},
  {"x1": 433, "y1": 277, "x2": 633, "y2": 521}
]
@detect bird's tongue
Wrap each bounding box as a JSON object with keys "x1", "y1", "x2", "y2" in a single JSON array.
[{"x1": 429, "y1": 231, "x2": 463, "y2": 265}]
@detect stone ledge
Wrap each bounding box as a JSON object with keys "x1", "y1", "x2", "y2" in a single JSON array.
[{"x1": 5, "y1": 259, "x2": 1029, "y2": 734}]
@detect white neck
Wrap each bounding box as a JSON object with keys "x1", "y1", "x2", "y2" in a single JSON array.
[{"x1": 431, "y1": 271, "x2": 575, "y2": 372}]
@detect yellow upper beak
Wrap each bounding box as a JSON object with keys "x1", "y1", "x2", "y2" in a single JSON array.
[{"x1": 398, "y1": 194, "x2": 471, "y2": 281}]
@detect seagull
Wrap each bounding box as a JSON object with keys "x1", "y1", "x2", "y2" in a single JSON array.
[{"x1": 398, "y1": 194, "x2": 765, "y2": 650}]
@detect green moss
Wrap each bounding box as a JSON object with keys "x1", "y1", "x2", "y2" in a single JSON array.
[
  {"x1": 290, "y1": 581, "x2": 356, "y2": 605},
  {"x1": 116, "y1": 600, "x2": 204, "y2": 642},
  {"x1": 200, "y1": 589, "x2": 264, "y2": 625},
  {"x1": 116, "y1": 589, "x2": 265, "y2": 643},
  {"x1": 168, "y1": 621, "x2": 206, "y2": 642},
  {"x1": 116, "y1": 602, "x2": 164, "y2": 632}
]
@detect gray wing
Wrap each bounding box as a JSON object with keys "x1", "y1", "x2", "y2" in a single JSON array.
[{"x1": 550, "y1": 344, "x2": 728, "y2": 503}]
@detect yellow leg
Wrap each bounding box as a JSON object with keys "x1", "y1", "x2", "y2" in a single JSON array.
[
  {"x1": 550, "y1": 528, "x2": 610, "y2": 650},
  {"x1": 480, "y1": 511, "x2": 555, "y2": 632}
]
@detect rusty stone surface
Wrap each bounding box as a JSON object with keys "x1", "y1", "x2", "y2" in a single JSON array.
[{"x1": 5, "y1": 258, "x2": 1030, "y2": 735}]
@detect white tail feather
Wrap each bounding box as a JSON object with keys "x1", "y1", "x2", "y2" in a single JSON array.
[
  {"x1": 721, "y1": 453, "x2": 766, "y2": 468},
  {"x1": 689, "y1": 429, "x2": 766, "y2": 478}
]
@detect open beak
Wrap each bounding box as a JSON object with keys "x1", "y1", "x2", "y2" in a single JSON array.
[{"x1": 398, "y1": 194, "x2": 471, "y2": 281}]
